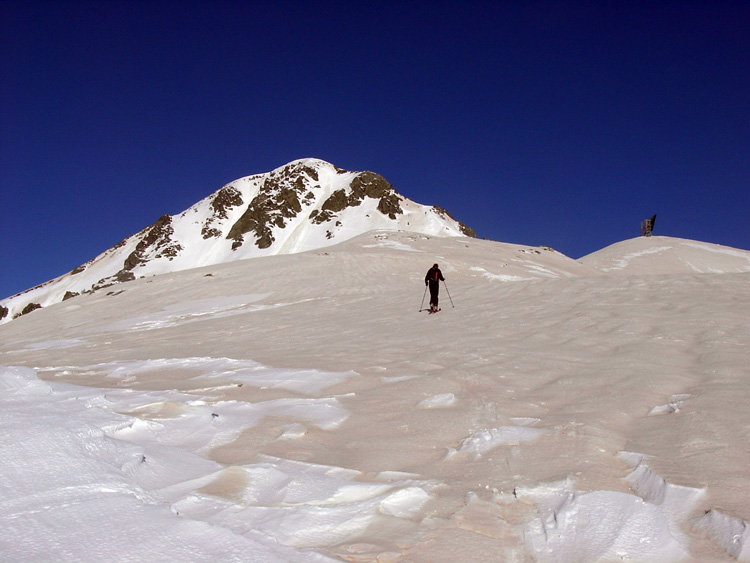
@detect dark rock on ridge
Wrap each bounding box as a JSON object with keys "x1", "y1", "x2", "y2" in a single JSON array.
[
  {"x1": 227, "y1": 162, "x2": 319, "y2": 249},
  {"x1": 313, "y1": 171, "x2": 403, "y2": 224},
  {"x1": 123, "y1": 215, "x2": 182, "y2": 271},
  {"x1": 14, "y1": 302, "x2": 42, "y2": 318},
  {"x1": 226, "y1": 162, "x2": 411, "y2": 250},
  {"x1": 94, "y1": 270, "x2": 136, "y2": 291},
  {"x1": 202, "y1": 186, "x2": 244, "y2": 239},
  {"x1": 432, "y1": 205, "x2": 476, "y2": 238}
]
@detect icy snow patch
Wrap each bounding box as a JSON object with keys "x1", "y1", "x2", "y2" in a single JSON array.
[
  {"x1": 417, "y1": 393, "x2": 457, "y2": 409},
  {"x1": 278, "y1": 422, "x2": 309, "y2": 439},
  {"x1": 525, "y1": 261, "x2": 562, "y2": 278},
  {"x1": 519, "y1": 454, "x2": 708, "y2": 563},
  {"x1": 41, "y1": 356, "x2": 358, "y2": 394},
  {"x1": 21, "y1": 338, "x2": 87, "y2": 350},
  {"x1": 362, "y1": 240, "x2": 421, "y2": 252},
  {"x1": 648, "y1": 394, "x2": 691, "y2": 416},
  {"x1": 683, "y1": 241, "x2": 750, "y2": 259},
  {"x1": 602, "y1": 247, "x2": 673, "y2": 271},
  {"x1": 446, "y1": 425, "x2": 548, "y2": 460},
  {"x1": 520, "y1": 480, "x2": 692, "y2": 562},
  {"x1": 172, "y1": 455, "x2": 436, "y2": 549},
  {"x1": 621, "y1": 454, "x2": 705, "y2": 541},
  {"x1": 88, "y1": 293, "x2": 285, "y2": 332},
  {"x1": 509, "y1": 417, "x2": 541, "y2": 426},
  {"x1": 379, "y1": 486, "x2": 433, "y2": 518},
  {"x1": 380, "y1": 375, "x2": 418, "y2": 384},
  {"x1": 695, "y1": 509, "x2": 750, "y2": 560},
  {"x1": 507, "y1": 451, "x2": 708, "y2": 563},
  {"x1": 106, "y1": 395, "x2": 349, "y2": 455},
  {"x1": 469, "y1": 266, "x2": 533, "y2": 282}
]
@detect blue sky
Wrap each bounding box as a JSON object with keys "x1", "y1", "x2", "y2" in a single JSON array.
[{"x1": 2, "y1": 1, "x2": 748, "y2": 299}]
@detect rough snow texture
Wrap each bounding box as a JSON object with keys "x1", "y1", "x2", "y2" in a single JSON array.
[
  {"x1": 1, "y1": 159, "x2": 474, "y2": 322},
  {"x1": 2, "y1": 231, "x2": 750, "y2": 561}
]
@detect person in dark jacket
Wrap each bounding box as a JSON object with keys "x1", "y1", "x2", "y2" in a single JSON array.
[{"x1": 425, "y1": 264, "x2": 445, "y2": 312}]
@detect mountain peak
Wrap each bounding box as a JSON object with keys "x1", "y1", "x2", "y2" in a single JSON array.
[{"x1": 1, "y1": 159, "x2": 474, "y2": 322}]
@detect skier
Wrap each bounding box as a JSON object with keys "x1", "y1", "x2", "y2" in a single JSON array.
[{"x1": 424, "y1": 263, "x2": 445, "y2": 312}]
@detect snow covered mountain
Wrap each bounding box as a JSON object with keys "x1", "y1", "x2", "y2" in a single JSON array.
[
  {"x1": 2, "y1": 230, "x2": 749, "y2": 561},
  {"x1": 0, "y1": 159, "x2": 474, "y2": 323}
]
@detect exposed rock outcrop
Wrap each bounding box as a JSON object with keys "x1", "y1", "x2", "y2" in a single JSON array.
[
  {"x1": 227, "y1": 162, "x2": 319, "y2": 249},
  {"x1": 121, "y1": 215, "x2": 182, "y2": 273},
  {"x1": 14, "y1": 302, "x2": 42, "y2": 318},
  {"x1": 202, "y1": 186, "x2": 244, "y2": 239}
]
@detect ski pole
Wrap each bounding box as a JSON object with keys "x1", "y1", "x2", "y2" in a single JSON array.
[
  {"x1": 420, "y1": 285, "x2": 427, "y2": 311},
  {"x1": 442, "y1": 280, "x2": 454, "y2": 308}
]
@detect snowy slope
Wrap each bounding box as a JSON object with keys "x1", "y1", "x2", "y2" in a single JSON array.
[
  {"x1": 581, "y1": 235, "x2": 750, "y2": 275},
  {"x1": 2, "y1": 230, "x2": 749, "y2": 562},
  {"x1": 0, "y1": 159, "x2": 474, "y2": 323}
]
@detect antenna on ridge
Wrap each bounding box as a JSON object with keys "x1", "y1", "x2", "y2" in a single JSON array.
[{"x1": 640, "y1": 214, "x2": 656, "y2": 237}]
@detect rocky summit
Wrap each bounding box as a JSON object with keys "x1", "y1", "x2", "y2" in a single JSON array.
[{"x1": 1, "y1": 158, "x2": 475, "y2": 322}]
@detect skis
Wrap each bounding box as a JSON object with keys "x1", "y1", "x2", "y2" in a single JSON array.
[{"x1": 418, "y1": 307, "x2": 441, "y2": 314}]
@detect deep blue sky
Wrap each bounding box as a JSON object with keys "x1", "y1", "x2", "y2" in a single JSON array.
[{"x1": 2, "y1": 1, "x2": 748, "y2": 299}]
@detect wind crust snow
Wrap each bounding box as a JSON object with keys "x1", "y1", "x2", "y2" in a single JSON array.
[
  {"x1": 2, "y1": 231, "x2": 750, "y2": 561},
  {"x1": 0, "y1": 230, "x2": 750, "y2": 563}
]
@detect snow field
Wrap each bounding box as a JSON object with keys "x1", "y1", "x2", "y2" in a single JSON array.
[{"x1": 2, "y1": 231, "x2": 750, "y2": 561}]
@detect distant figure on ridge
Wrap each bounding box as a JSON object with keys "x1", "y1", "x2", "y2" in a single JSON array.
[{"x1": 425, "y1": 264, "x2": 445, "y2": 313}]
